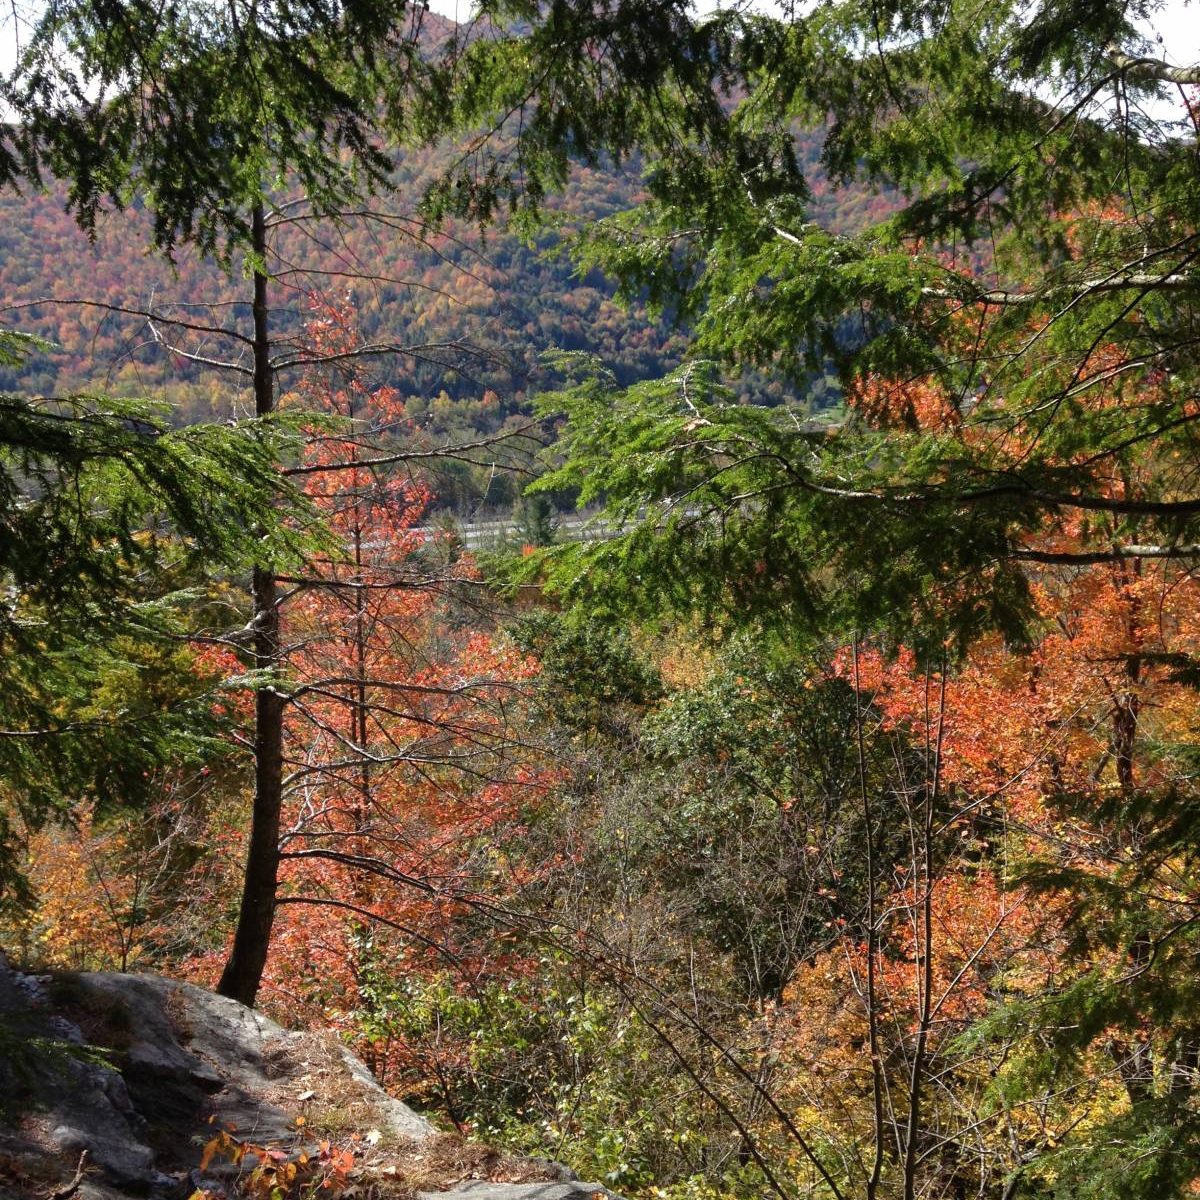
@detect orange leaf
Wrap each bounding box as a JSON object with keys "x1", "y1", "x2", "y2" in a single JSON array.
[{"x1": 199, "y1": 1135, "x2": 222, "y2": 1172}]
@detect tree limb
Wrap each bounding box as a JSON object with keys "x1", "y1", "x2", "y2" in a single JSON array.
[
  {"x1": 1108, "y1": 47, "x2": 1200, "y2": 87},
  {"x1": 1011, "y1": 543, "x2": 1200, "y2": 564}
]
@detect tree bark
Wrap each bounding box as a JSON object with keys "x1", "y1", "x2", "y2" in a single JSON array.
[{"x1": 218, "y1": 202, "x2": 283, "y2": 1007}]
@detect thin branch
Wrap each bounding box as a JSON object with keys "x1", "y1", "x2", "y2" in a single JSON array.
[
  {"x1": 922, "y1": 271, "x2": 1199, "y2": 306},
  {"x1": 282, "y1": 423, "x2": 541, "y2": 476},
  {"x1": 146, "y1": 319, "x2": 254, "y2": 376},
  {"x1": 2, "y1": 297, "x2": 255, "y2": 345},
  {"x1": 49, "y1": 1150, "x2": 89, "y2": 1200},
  {"x1": 271, "y1": 339, "x2": 491, "y2": 372}
]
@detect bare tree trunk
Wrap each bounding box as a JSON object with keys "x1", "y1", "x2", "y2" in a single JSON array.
[
  {"x1": 901, "y1": 667, "x2": 947, "y2": 1200},
  {"x1": 218, "y1": 201, "x2": 282, "y2": 1007},
  {"x1": 353, "y1": 496, "x2": 372, "y2": 827},
  {"x1": 854, "y1": 636, "x2": 887, "y2": 1200}
]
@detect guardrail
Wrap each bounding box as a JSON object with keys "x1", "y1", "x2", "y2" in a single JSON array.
[{"x1": 414, "y1": 511, "x2": 615, "y2": 550}]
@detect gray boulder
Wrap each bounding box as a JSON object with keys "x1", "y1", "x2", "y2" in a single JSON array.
[
  {"x1": 0, "y1": 959, "x2": 622, "y2": 1200},
  {"x1": 0, "y1": 961, "x2": 436, "y2": 1198}
]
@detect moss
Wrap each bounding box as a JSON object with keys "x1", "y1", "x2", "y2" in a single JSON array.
[
  {"x1": 45, "y1": 974, "x2": 134, "y2": 1050},
  {"x1": 0, "y1": 1013, "x2": 113, "y2": 1122}
]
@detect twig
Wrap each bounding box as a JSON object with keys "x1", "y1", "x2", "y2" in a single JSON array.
[{"x1": 48, "y1": 1150, "x2": 89, "y2": 1200}]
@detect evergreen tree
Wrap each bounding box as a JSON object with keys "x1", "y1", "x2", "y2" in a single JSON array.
[
  {"x1": 0, "y1": 0, "x2": 442, "y2": 1002},
  {"x1": 488, "y1": 1, "x2": 1198, "y2": 643},
  {"x1": 0, "y1": 330, "x2": 313, "y2": 915}
]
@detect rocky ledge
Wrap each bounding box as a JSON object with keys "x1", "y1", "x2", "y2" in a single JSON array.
[{"x1": 0, "y1": 957, "x2": 620, "y2": 1200}]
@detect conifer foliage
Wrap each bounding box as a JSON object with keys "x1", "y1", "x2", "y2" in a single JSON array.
[
  {"x1": 523, "y1": 0, "x2": 1200, "y2": 647},
  {"x1": 0, "y1": 328, "x2": 311, "y2": 916}
]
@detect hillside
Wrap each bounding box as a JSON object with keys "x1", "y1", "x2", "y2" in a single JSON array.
[
  {"x1": 0, "y1": 122, "x2": 870, "y2": 472},
  {"x1": 0, "y1": 172, "x2": 667, "y2": 393},
  {"x1": 0, "y1": 162, "x2": 675, "y2": 400}
]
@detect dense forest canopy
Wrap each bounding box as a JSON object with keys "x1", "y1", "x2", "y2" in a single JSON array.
[{"x1": 3, "y1": 0, "x2": 1200, "y2": 1198}]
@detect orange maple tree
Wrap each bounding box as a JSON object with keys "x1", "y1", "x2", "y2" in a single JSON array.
[{"x1": 223, "y1": 298, "x2": 543, "y2": 1067}]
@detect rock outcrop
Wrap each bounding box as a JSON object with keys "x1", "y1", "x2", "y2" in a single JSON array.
[{"x1": 0, "y1": 957, "x2": 620, "y2": 1200}]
